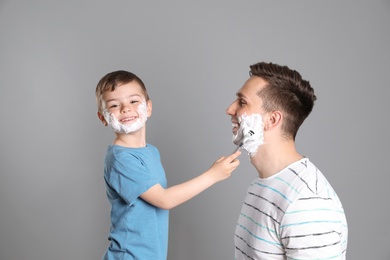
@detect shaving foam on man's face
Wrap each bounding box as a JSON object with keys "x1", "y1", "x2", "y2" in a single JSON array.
[
  {"x1": 103, "y1": 100, "x2": 148, "y2": 134},
  {"x1": 232, "y1": 113, "x2": 265, "y2": 156}
]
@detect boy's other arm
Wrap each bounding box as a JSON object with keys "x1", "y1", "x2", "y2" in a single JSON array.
[{"x1": 140, "y1": 151, "x2": 241, "y2": 210}]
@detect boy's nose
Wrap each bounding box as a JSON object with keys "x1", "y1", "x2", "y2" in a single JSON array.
[{"x1": 121, "y1": 105, "x2": 132, "y2": 113}]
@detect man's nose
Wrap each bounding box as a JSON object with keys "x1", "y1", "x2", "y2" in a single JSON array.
[{"x1": 226, "y1": 102, "x2": 236, "y2": 115}]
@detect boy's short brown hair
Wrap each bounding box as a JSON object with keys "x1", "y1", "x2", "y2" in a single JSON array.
[{"x1": 95, "y1": 70, "x2": 149, "y2": 113}]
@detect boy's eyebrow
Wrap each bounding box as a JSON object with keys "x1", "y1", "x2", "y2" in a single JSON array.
[{"x1": 105, "y1": 94, "x2": 142, "y2": 103}]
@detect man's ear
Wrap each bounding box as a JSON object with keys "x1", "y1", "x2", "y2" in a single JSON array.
[
  {"x1": 147, "y1": 100, "x2": 153, "y2": 118},
  {"x1": 97, "y1": 112, "x2": 108, "y2": 126},
  {"x1": 264, "y1": 110, "x2": 282, "y2": 130}
]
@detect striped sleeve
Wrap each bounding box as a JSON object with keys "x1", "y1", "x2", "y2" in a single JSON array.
[{"x1": 280, "y1": 195, "x2": 348, "y2": 259}]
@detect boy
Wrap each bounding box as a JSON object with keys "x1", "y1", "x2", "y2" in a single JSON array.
[
  {"x1": 96, "y1": 70, "x2": 240, "y2": 259},
  {"x1": 226, "y1": 62, "x2": 348, "y2": 259}
]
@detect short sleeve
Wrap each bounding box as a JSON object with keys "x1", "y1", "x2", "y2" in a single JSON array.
[
  {"x1": 106, "y1": 152, "x2": 159, "y2": 205},
  {"x1": 280, "y1": 197, "x2": 346, "y2": 259}
]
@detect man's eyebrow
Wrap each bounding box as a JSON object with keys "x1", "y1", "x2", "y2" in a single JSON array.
[{"x1": 236, "y1": 92, "x2": 245, "y2": 98}]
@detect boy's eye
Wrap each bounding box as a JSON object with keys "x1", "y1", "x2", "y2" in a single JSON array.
[
  {"x1": 131, "y1": 100, "x2": 139, "y2": 104},
  {"x1": 109, "y1": 104, "x2": 119, "y2": 109}
]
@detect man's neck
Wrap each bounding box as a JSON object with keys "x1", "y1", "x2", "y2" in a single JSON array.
[{"x1": 250, "y1": 140, "x2": 303, "y2": 179}]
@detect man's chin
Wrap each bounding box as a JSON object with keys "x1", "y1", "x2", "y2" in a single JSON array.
[{"x1": 232, "y1": 127, "x2": 240, "y2": 135}]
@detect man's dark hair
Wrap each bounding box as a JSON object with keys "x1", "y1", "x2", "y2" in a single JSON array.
[{"x1": 250, "y1": 62, "x2": 317, "y2": 139}]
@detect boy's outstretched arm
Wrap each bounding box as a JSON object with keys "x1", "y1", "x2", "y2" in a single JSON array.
[{"x1": 140, "y1": 150, "x2": 241, "y2": 210}]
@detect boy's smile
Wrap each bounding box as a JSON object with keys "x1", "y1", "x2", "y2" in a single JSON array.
[{"x1": 119, "y1": 116, "x2": 138, "y2": 124}]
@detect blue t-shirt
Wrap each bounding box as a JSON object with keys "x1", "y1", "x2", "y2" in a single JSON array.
[{"x1": 103, "y1": 144, "x2": 169, "y2": 260}]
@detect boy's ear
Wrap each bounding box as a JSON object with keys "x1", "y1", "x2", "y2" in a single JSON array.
[
  {"x1": 97, "y1": 112, "x2": 108, "y2": 126},
  {"x1": 147, "y1": 100, "x2": 153, "y2": 117}
]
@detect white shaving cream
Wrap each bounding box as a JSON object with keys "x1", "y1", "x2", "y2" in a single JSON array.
[
  {"x1": 103, "y1": 101, "x2": 148, "y2": 134},
  {"x1": 232, "y1": 113, "x2": 264, "y2": 156}
]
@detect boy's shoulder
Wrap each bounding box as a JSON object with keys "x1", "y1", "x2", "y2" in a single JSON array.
[{"x1": 106, "y1": 143, "x2": 159, "y2": 157}]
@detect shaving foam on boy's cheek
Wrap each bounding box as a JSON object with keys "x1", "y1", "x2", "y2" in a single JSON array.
[
  {"x1": 232, "y1": 113, "x2": 265, "y2": 156},
  {"x1": 103, "y1": 101, "x2": 148, "y2": 134}
]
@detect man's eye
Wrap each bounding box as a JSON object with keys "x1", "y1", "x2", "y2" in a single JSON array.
[{"x1": 239, "y1": 99, "x2": 246, "y2": 106}]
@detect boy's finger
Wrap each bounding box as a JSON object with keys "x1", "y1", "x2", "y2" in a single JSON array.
[{"x1": 228, "y1": 150, "x2": 241, "y2": 161}]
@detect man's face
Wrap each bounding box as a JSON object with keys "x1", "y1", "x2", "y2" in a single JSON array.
[{"x1": 226, "y1": 76, "x2": 267, "y2": 136}]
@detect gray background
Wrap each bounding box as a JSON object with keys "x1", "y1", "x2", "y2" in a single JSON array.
[{"x1": 0, "y1": 1, "x2": 389, "y2": 259}]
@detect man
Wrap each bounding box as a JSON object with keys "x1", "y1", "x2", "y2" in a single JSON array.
[{"x1": 227, "y1": 62, "x2": 348, "y2": 259}]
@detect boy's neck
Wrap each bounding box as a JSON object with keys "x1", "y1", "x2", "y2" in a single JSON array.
[{"x1": 113, "y1": 128, "x2": 147, "y2": 148}]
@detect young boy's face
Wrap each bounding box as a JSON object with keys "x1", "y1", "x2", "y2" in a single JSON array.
[{"x1": 97, "y1": 81, "x2": 152, "y2": 134}]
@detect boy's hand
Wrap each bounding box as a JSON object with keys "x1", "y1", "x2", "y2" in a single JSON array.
[{"x1": 208, "y1": 150, "x2": 241, "y2": 182}]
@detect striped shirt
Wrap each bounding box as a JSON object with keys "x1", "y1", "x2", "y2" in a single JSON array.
[{"x1": 234, "y1": 158, "x2": 348, "y2": 260}]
